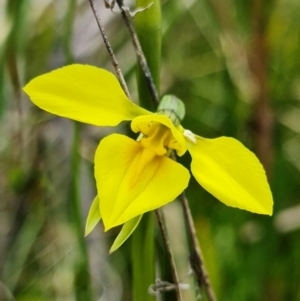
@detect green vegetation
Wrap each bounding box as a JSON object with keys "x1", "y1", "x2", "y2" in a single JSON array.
[{"x1": 0, "y1": 0, "x2": 300, "y2": 300}]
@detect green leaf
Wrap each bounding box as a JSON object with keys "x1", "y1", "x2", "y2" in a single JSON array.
[
  {"x1": 85, "y1": 196, "x2": 101, "y2": 236},
  {"x1": 132, "y1": 213, "x2": 155, "y2": 301},
  {"x1": 135, "y1": 0, "x2": 161, "y2": 111},
  {"x1": 109, "y1": 215, "x2": 143, "y2": 254}
]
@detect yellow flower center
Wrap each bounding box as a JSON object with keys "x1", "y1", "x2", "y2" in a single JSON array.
[
  {"x1": 131, "y1": 114, "x2": 188, "y2": 157},
  {"x1": 140, "y1": 123, "x2": 173, "y2": 156}
]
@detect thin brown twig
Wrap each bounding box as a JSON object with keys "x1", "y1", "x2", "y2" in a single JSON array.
[
  {"x1": 113, "y1": 2, "x2": 218, "y2": 300},
  {"x1": 249, "y1": 0, "x2": 273, "y2": 175},
  {"x1": 91, "y1": 1, "x2": 217, "y2": 300},
  {"x1": 179, "y1": 193, "x2": 217, "y2": 301},
  {"x1": 87, "y1": 0, "x2": 131, "y2": 99},
  {"x1": 155, "y1": 209, "x2": 183, "y2": 301},
  {"x1": 115, "y1": 0, "x2": 159, "y2": 105},
  {"x1": 88, "y1": 5, "x2": 181, "y2": 298}
]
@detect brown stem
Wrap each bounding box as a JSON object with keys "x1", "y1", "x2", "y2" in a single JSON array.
[
  {"x1": 249, "y1": 0, "x2": 274, "y2": 175},
  {"x1": 94, "y1": 2, "x2": 217, "y2": 299},
  {"x1": 155, "y1": 209, "x2": 183, "y2": 301},
  {"x1": 87, "y1": 0, "x2": 131, "y2": 99},
  {"x1": 179, "y1": 193, "x2": 218, "y2": 301},
  {"x1": 115, "y1": 0, "x2": 159, "y2": 106},
  {"x1": 114, "y1": 3, "x2": 218, "y2": 299}
]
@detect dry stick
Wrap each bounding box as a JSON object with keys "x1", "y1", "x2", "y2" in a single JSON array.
[
  {"x1": 87, "y1": 1, "x2": 181, "y2": 299},
  {"x1": 155, "y1": 209, "x2": 183, "y2": 301},
  {"x1": 115, "y1": 0, "x2": 159, "y2": 106},
  {"x1": 113, "y1": 3, "x2": 181, "y2": 298},
  {"x1": 250, "y1": 0, "x2": 273, "y2": 175},
  {"x1": 89, "y1": 1, "x2": 216, "y2": 300},
  {"x1": 87, "y1": 0, "x2": 131, "y2": 99},
  {"x1": 113, "y1": 3, "x2": 218, "y2": 300},
  {"x1": 179, "y1": 193, "x2": 217, "y2": 301}
]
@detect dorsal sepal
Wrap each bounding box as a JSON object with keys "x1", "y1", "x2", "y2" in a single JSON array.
[{"x1": 157, "y1": 95, "x2": 185, "y2": 125}]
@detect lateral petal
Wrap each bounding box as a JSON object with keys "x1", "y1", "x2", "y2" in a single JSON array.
[
  {"x1": 95, "y1": 134, "x2": 190, "y2": 230},
  {"x1": 23, "y1": 64, "x2": 151, "y2": 126},
  {"x1": 188, "y1": 136, "x2": 273, "y2": 215},
  {"x1": 85, "y1": 196, "x2": 101, "y2": 236},
  {"x1": 109, "y1": 215, "x2": 143, "y2": 254}
]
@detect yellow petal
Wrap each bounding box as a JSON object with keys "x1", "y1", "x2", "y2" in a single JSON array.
[
  {"x1": 188, "y1": 136, "x2": 273, "y2": 215},
  {"x1": 131, "y1": 114, "x2": 187, "y2": 156},
  {"x1": 109, "y1": 215, "x2": 142, "y2": 254},
  {"x1": 23, "y1": 64, "x2": 151, "y2": 126},
  {"x1": 95, "y1": 134, "x2": 190, "y2": 230},
  {"x1": 85, "y1": 196, "x2": 101, "y2": 236}
]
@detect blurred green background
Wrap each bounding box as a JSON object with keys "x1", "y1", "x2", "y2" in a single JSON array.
[{"x1": 1, "y1": 0, "x2": 300, "y2": 300}]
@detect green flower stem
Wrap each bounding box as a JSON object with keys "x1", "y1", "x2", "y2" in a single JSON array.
[
  {"x1": 131, "y1": 213, "x2": 155, "y2": 301},
  {"x1": 155, "y1": 209, "x2": 183, "y2": 301},
  {"x1": 130, "y1": 1, "x2": 160, "y2": 300},
  {"x1": 85, "y1": 10, "x2": 157, "y2": 300},
  {"x1": 115, "y1": 1, "x2": 186, "y2": 299},
  {"x1": 135, "y1": 0, "x2": 161, "y2": 111},
  {"x1": 115, "y1": 1, "x2": 218, "y2": 299},
  {"x1": 114, "y1": 0, "x2": 161, "y2": 299}
]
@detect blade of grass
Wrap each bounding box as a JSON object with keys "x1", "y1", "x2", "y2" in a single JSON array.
[
  {"x1": 3, "y1": 203, "x2": 46, "y2": 292},
  {"x1": 135, "y1": 0, "x2": 161, "y2": 111},
  {"x1": 69, "y1": 121, "x2": 93, "y2": 301},
  {"x1": 131, "y1": 213, "x2": 155, "y2": 301}
]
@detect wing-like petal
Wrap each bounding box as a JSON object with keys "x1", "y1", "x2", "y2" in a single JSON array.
[
  {"x1": 95, "y1": 134, "x2": 190, "y2": 230},
  {"x1": 109, "y1": 215, "x2": 143, "y2": 254},
  {"x1": 188, "y1": 136, "x2": 273, "y2": 215},
  {"x1": 85, "y1": 196, "x2": 101, "y2": 236},
  {"x1": 23, "y1": 64, "x2": 151, "y2": 126}
]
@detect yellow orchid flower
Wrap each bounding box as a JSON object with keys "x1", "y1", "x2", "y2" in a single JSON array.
[{"x1": 23, "y1": 64, "x2": 273, "y2": 239}]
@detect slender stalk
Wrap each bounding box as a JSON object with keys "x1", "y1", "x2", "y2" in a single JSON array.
[
  {"x1": 155, "y1": 209, "x2": 182, "y2": 301},
  {"x1": 123, "y1": 2, "x2": 159, "y2": 299},
  {"x1": 87, "y1": 0, "x2": 131, "y2": 99},
  {"x1": 250, "y1": 0, "x2": 273, "y2": 174},
  {"x1": 131, "y1": 213, "x2": 155, "y2": 301},
  {"x1": 116, "y1": 3, "x2": 218, "y2": 299},
  {"x1": 135, "y1": 0, "x2": 161, "y2": 111},
  {"x1": 88, "y1": 2, "x2": 217, "y2": 300},
  {"x1": 87, "y1": 3, "x2": 156, "y2": 300},
  {"x1": 115, "y1": 0, "x2": 159, "y2": 106},
  {"x1": 179, "y1": 193, "x2": 217, "y2": 301}
]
